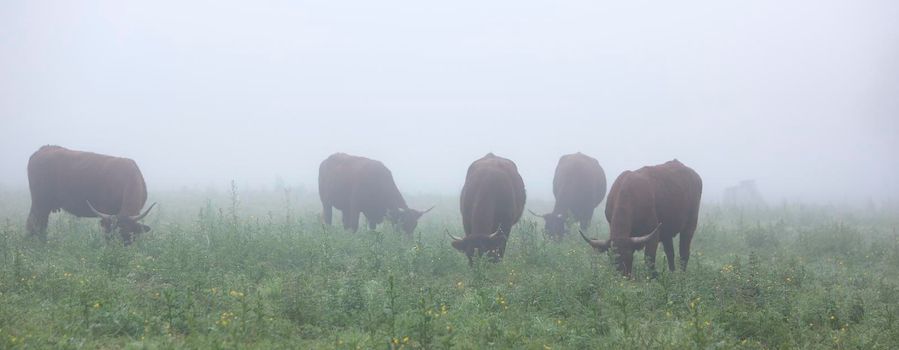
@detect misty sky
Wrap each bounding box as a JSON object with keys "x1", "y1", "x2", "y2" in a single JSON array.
[{"x1": 1, "y1": 1, "x2": 897, "y2": 202}]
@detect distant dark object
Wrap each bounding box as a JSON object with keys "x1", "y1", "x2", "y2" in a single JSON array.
[
  {"x1": 449, "y1": 153, "x2": 526, "y2": 263},
  {"x1": 580, "y1": 159, "x2": 702, "y2": 276},
  {"x1": 723, "y1": 180, "x2": 766, "y2": 210},
  {"x1": 318, "y1": 153, "x2": 432, "y2": 235},
  {"x1": 26, "y1": 145, "x2": 157, "y2": 245},
  {"x1": 530, "y1": 152, "x2": 606, "y2": 240}
]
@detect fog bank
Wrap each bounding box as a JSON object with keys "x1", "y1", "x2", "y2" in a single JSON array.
[{"x1": 1, "y1": 0, "x2": 897, "y2": 203}]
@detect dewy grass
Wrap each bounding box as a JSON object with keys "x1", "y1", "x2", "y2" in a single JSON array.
[{"x1": 0, "y1": 188, "x2": 897, "y2": 348}]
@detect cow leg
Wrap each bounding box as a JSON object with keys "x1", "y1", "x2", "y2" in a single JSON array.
[
  {"x1": 679, "y1": 231, "x2": 695, "y2": 271},
  {"x1": 679, "y1": 208, "x2": 699, "y2": 271},
  {"x1": 364, "y1": 211, "x2": 386, "y2": 231},
  {"x1": 367, "y1": 215, "x2": 378, "y2": 231},
  {"x1": 582, "y1": 209, "x2": 594, "y2": 227},
  {"x1": 342, "y1": 210, "x2": 360, "y2": 233},
  {"x1": 498, "y1": 222, "x2": 513, "y2": 260},
  {"x1": 576, "y1": 210, "x2": 594, "y2": 237},
  {"x1": 662, "y1": 237, "x2": 676, "y2": 272},
  {"x1": 322, "y1": 204, "x2": 333, "y2": 225},
  {"x1": 644, "y1": 237, "x2": 660, "y2": 278},
  {"x1": 26, "y1": 206, "x2": 51, "y2": 240}
]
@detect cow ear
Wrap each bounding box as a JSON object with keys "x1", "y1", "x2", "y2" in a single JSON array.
[
  {"x1": 141, "y1": 224, "x2": 151, "y2": 233},
  {"x1": 451, "y1": 239, "x2": 468, "y2": 251}
]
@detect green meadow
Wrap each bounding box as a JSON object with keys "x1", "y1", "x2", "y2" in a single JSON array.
[{"x1": 0, "y1": 186, "x2": 897, "y2": 349}]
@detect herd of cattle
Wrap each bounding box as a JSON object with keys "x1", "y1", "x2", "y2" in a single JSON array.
[{"x1": 25, "y1": 145, "x2": 702, "y2": 276}]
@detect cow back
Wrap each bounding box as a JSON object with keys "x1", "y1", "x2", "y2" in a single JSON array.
[
  {"x1": 460, "y1": 153, "x2": 526, "y2": 237},
  {"x1": 605, "y1": 160, "x2": 701, "y2": 239},
  {"x1": 28, "y1": 146, "x2": 148, "y2": 217},
  {"x1": 552, "y1": 152, "x2": 606, "y2": 215},
  {"x1": 318, "y1": 153, "x2": 406, "y2": 212}
]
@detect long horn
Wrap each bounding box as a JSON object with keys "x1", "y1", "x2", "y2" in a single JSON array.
[
  {"x1": 131, "y1": 202, "x2": 157, "y2": 221},
  {"x1": 629, "y1": 222, "x2": 662, "y2": 246},
  {"x1": 445, "y1": 229, "x2": 463, "y2": 241},
  {"x1": 488, "y1": 228, "x2": 506, "y2": 239},
  {"x1": 578, "y1": 229, "x2": 593, "y2": 244},
  {"x1": 528, "y1": 209, "x2": 542, "y2": 217},
  {"x1": 86, "y1": 200, "x2": 114, "y2": 219},
  {"x1": 421, "y1": 206, "x2": 435, "y2": 215},
  {"x1": 579, "y1": 229, "x2": 611, "y2": 251}
]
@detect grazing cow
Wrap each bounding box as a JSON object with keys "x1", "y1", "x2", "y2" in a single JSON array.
[
  {"x1": 26, "y1": 145, "x2": 157, "y2": 245},
  {"x1": 448, "y1": 153, "x2": 526, "y2": 263},
  {"x1": 530, "y1": 152, "x2": 606, "y2": 240},
  {"x1": 580, "y1": 159, "x2": 702, "y2": 276},
  {"x1": 319, "y1": 153, "x2": 432, "y2": 235}
]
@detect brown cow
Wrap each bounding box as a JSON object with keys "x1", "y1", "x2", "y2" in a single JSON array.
[
  {"x1": 319, "y1": 153, "x2": 432, "y2": 235},
  {"x1": 530, "y1": 152, "x2": 606, "y2": 240},
  {"x1": 449, "y1": 153, "x2": 526, "y2": 263},
  {"x1": 26, "y1": 145, "x2": 157, "y2": 245},
  {"x1": 580, "y1": 159, "x2": 702, "y2": 276}
]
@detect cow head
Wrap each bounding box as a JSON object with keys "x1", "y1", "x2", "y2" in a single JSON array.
[
  {"x1": 579, "y1": 223, "x2": 660, "y2": 275},
  {"x1": 389, "y1": 206, "x2": 434, "y2": 235},
  {"x1": 87, "y1": 201, "x2": 157, "y2": 245},
  {"x1": 529, "y1": 209, "x2": 566, "y2": 240},
  {"x1": 448, "y1": 230, "x2": 508, "y2": 263}
]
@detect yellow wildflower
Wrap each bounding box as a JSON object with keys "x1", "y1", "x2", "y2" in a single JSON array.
[{"x1": 218, "y1": 311, "x2": 235, "y2": 326}]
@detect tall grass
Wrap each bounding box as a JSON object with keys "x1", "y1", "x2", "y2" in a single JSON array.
[{"x1": 0, "y1": 188, "x2": 896, "y2": 348}]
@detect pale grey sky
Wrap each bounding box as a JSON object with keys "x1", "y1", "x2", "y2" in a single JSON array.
[{"x1": 1, "y1": 0, "x2": 897, "y2": 202}]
